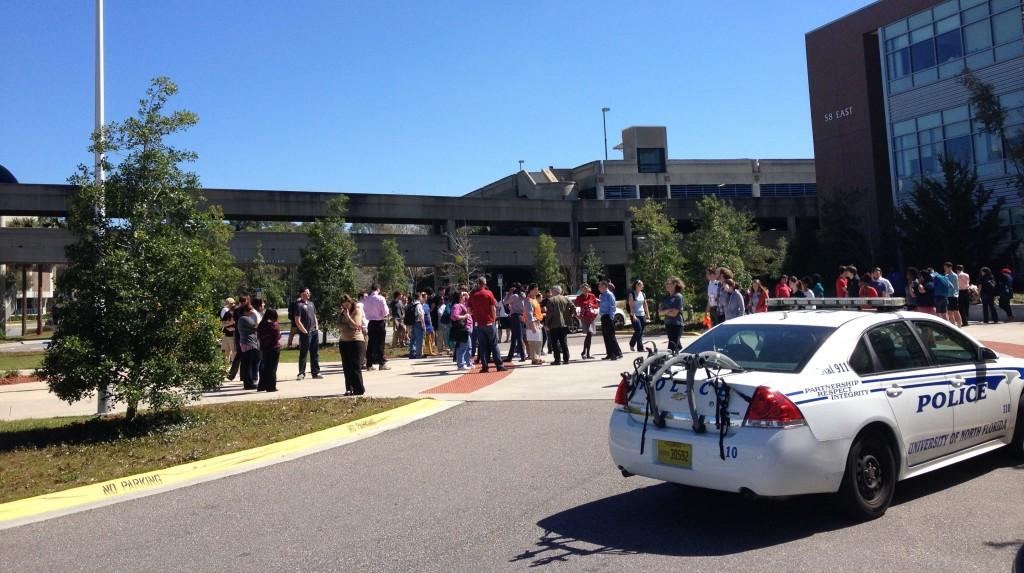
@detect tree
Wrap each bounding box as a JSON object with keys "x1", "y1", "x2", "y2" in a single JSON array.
[
  {"x1": 442, "y1": 227, "x2": 482, "y2": 285},
  {"x1": 681, "y1": 196, "x2": 784, "y2": 301},
  {"x1": 897, "y1": 158, "x2": 1012, "y2": 270},
  {"x1": 961, "y1": 72, "x2": 1024, "y2": 200},
  {"x1": 579, "y1": 246, "x2": 606, "y2": 286},
  {"x1": 628, "y1": 199, "x2": 685, "y2": 295},
  {"x1": 298, "y1": 195, "x2": 359, "y2": 335},
  {"x1": 42, "y1": 77, "x2": 230, "y2": 421},
  {"x1": 242, "y1": 241, "x2": 287, "y2": 308},
  {"x1": 376, "y1": 238, "x2": 407, "y2": 295},
  {"x1": 534, "y1": 234, "x2": 565, "y2": 289}
]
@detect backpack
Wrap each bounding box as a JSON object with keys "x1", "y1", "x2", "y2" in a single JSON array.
[
  {"x1": 439, "y1": 304, "x2": 451, "y2": 325},
  {"x1": 403, "y1": 301, "x2": 419, "y2": 326}
]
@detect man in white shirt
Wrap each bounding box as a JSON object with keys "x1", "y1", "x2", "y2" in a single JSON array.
[
  {"x1": 871, "y1": 267, "x2": 895, "y2": 297},
  {"x1": 705, "y1": 267, "x2": 720, "y2": 325},
  {"x1": 361, "y1": 285, "x2": 391, "y2": 370}
]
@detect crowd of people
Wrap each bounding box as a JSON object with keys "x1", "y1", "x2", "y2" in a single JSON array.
[
  {"x1": 702, "y1": 263, "x2": 1017, "y2": 327},
  {"x1": 214, "y1": 261, "x2": 1015, "y2": 392}
]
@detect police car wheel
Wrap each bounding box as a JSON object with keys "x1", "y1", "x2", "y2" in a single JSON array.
[
  {"x1": 838, "y1": 430, "x2": 896, "y2": 520},
  {"x1": 1010, "y1": 395, "x2": 1024, "y2": 459}
]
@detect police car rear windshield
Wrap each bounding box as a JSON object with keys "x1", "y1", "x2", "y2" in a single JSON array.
[{"x1": 684, "y1": 324, "x2": 836, "y2": 373}]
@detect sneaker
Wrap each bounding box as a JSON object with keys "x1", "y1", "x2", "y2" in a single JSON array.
[
  {"x1": 379, "y1": 364, "x2": 391, "y2": 370},
  {"x1": 496, "y1": 366, "x2": 507, "y2": 372},
  {"x1": 367, "y1": 365, "x2": 376, "y2": 371},
  {"x1": 312, "y1": 374, "x2": 324, "y2": 379},
  {"x1": 297, "y1": 373, "x2": 306, "y2": 380},
  {"x1": 552, "y1": 361, "x2": 562, "y2": 366},
  {"x1": 457, "y1": 366, "x2": 467, "y2": 371}
]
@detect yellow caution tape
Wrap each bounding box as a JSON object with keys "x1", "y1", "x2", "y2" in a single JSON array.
[{"x1": 0, "y1": 398, "x2": 455, "y2": 526}]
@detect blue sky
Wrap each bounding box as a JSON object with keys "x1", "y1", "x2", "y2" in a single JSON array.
[{"x1": 2, "y1": 1, "x2": 873, "y2": 195}]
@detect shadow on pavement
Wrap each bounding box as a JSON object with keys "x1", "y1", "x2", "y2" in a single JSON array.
[{"x1": 515, "y1": 451, "x2": 1022, "y2": 566}]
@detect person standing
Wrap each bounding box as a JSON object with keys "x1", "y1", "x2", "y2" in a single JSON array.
[
  {"x1": 391, "y1": 291, "x2": 407, "y2": 348},
  {"x1": 811, "y1": 274, "x2": 825, "y2": 299},
  {"x1": 469, "y1": 277, "x2": 505, "y2": 373},
  {"x1": 362, "y1": 285, "x2": 390, "y2": 371},
  {"x1": 503, "y1": 285, "x2": 527, "y2": 362},
  {"x1": 846, "y1": 266, "x2": 861, "y2": 300},
  {"x1": 226, "y1": 295, "x2": 249, "y2": 381},
  {"x1": 574, "y1": 283, "x2": 599, "y2": 360},
  {"x1": 257, "y1": 309, "x2": 281, "y2": 392},
  {"x1": 236, "y1": 299, "x2": 260, "y2": 390},
  {"x1": 543, "y1": 285, "x2": 574, "y2": 365},
  {"x1": 749, "y1": 279, "x2": 769, "y2": 313},
  {"x1": 715, "y1": 268, "x2": 735, "y2": 323},
  {"x1": 956, "y1": 264, "x2": 971, "y2": 326},
  {"x1": 524, "y1": 284, "x2": 545, "y2": 364},
  {"x1": 722, "y1": 279, "x2": 746, "y2": 321},
  {"x1": 871, "y1": 267, "x2": 895, "y2": 298},
  {"x1": 998, "y1": 267, "x2": 1015, "y2": 322},
  {"x1": 941, "y1": 262, "x2": 962, "y2": 326},
  {"x1": 598, "y1": 280, "x2": 623, "y2": 360},
  {"x1": 294, "y1": 288, "x2": 322, "y2": 380},
  {"x1": 980, "y1": 267, "x2": 1000, "y2": 323},
  {"x1": 659, "y1": 277, "x2": 685, "y2": 351},
  {"x1": 220, "y1": 298, "x2": 237, "y2": 366},
  {"x1": 774, "y1": 275, "x2": 791, "y2": 299},
  {"x1": 450, "y1": 291, "x2": 472, "y2": 370},
  {"x1": 408, "y1": 292, "x2": 426, "y2": 359},
  {"x1": 835, "y1": 266, "x2": 849, "y2": 297},
  {"x1": 338, "y1": 295, "x2": 366, "y2": 396},
  {"x1": 627, "y1": 280, "x2": 650, "y2": 352},
  {"x1": 905, "y1": 267, "x2": 920, "y2": 310},
  {"x1": 286, "y1": 291, "x2": 301, "y2": 349},
  {"x1": 918, "y1": 270, "x2": 937, "y2": 314},
  {"x1": 704, "y1": 267, "x2": 720, "y2": 327},
  {"x1": 423, "y1": 298, "x2": 438, "y2": 357}
]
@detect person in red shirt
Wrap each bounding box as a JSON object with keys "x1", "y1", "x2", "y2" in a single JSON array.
[
  {"x1": 468, "y1": 277, "x2": 505, "y2": 373},
  {"x1": 774, "y1": 275, "x2": 791, "y2": 298},
  {"x1": 574, "y1": 283, "x2": 599, "y2": 360},
  {"x1": 835, "y1": 266, "x2": 849, "y2": 297}
]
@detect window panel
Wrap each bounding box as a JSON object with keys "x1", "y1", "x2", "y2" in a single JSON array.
[
  {"x1": 992, "y1": 0, "x2": 1019, "y2": 12},
  {"x1": 963, "y1": 4, "x2": 990, "y2": 23},
  {"x1": 944, "y1": 120, "x2": 971, "y2": 137},
  {"x1": 911, "y1": 38, "x2": 937, "y2": 70},
  {"x1": 893, "y1": 118, "x2": 917, "y2": 136},
  {"x1": 996, "y1": 40, "x2": 1024, "y2": 60},
  {"x1": 909, "y1": 11, "x2": 933, "y2": 30},
  {"x1": 975, "y1": 131, "x2": 1004, "y2": 163},
  {"x1": 1006, "y1": 107, "x2": 1024, "y2": 126},
  {"x1": 919, "y1": 143, "x2": 943, "y2": 173},
  {"x1": 935, "y1": 14, "x2": 960, "y2": 34},
  {"x1": 946, "y1": 134, "x2": 974, "y2": 165},
  {"x1": 933, "y1": 0, "x2": 959, "y2": 19},
  {"x1": 917, "y1": 112, "x2": 942, "y2": 130},
  {"x1": 940, "y1": 59, "x2": 965, "y2": 78},
  {"x1": 911, "y1": 25, "x2": 935, "y2": 43},
  {"x1": 966, "y1": 48, "x2": 995, "y2": 68},
  {"x1": 999, "y1": 91, "x2": 1024, "y2": 108},
  {"x1": 894, "y1": 133, "x2": 918, "y2": 150},
  {"x1": 889, "y1": 48, "x2": 911, "y2": 78},
  {"x1": 918, "y1": 126, "x2": 943, "y2": 144},
  {"x1": 915, "y1": 68, "x2": 939, "y2": 85},
  {"x1": 964, "y1": 19, "x2": 994, "y2": 51},
  {"x1": 885, "y1": 20, "x2": 909, "y2": 39},
  {"x1": 976, "y1": 161, "x2": 1006, "y2": 177},
  {"x1": 897, "y1": 148, "x2": 920, "y2": 176},
  {"x1": 636, "y1": 148, "x2": 666, "y2": 173},
  {"x1": 993, "y1": 9, "x2": 1024, "y2": 43},
  {"x1": 850, "y1": 338, "x2": 877, "y2": 376},
  {"x1": 912, "y1": 321, "x2": 977, "y2": 365},
  {"x1": 935, "y1": 29, "x2": 964, "y2": 63},
  {"x1": 961, "y1": 0, "x2": 987, "y2": 7},
  {"x1": 866, "y1": 322, "x2": 930, "y2": 372},
  {"x1": 943, "y1": 105, "x2": 970, "y2": 123},
  {"x1": 892, "y1": 76, "x2": 914, "y2": 93}
]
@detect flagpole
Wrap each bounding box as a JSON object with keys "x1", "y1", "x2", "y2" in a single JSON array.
[{"x1": 96, "y1": 0, "x2": 111, "y2": 415}]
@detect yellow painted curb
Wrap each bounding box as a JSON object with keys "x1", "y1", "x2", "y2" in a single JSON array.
[{"x1": 0, "y1": 398, "x2": 457, "y2": 528}]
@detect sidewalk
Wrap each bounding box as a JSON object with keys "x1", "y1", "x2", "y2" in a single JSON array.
[{"x1": 3, "y1": 322, "x2": 1022, "y2": 421}]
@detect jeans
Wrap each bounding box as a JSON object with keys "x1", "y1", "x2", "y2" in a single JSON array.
[
  {"x1": 629, "y1": 315, "x2": 647, "y2": 350},
  {"x1": 475, "y1": 324, "x2": 503, "y2": 370},
  {"x1": 298, "y1": 331, "x2": 320, "y2": 376},
  {"x1": 455, "y1": 341, "x2": 472, "y2": 368},
  {"x1": 549, "y1": 327, "x2": 569, "y2": 363},
  {"x1": 240, "y1": 348, "x2": 259, "y2": 389},
  {"x1": 409, "y1": 323, "x2": 425, "y2": 358},
  {"x1": 506, "y1": 314, "x2": 525, "y2": 360},
  {"x1": 366, "y1": 320, "x2": 387, "y2": 367},
  {"x1": 665, "y1": 323, "x2": 683, "y2": 351},
  {"x1": 258, "y1": 347, "x2": 279, "y2": 391},
  {"x1": 601, "y1": 314, "x2": 621, "y2": 358}
]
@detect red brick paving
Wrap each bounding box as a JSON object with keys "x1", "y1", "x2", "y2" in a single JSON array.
[
  {"x1": 420, "y1": 364, "x2": 515, "y2": 394},
  {"x1": 981, "y1": 340, "x2": 1024, "y2": 358}
]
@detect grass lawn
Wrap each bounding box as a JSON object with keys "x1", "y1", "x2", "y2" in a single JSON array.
[
  {"x1": 0, "y1": 352, "x2": 44, "y2": 372},
  {"x1": 0, "y1": 396, "x2": 415, "y2": 504}
]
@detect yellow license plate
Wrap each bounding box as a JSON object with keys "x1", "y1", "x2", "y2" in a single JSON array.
[{"x1": 657, "y1": 440, "x2": 692, "y2": 469}]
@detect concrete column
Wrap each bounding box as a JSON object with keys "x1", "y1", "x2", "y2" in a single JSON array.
[
  {"x1": 665, "y1": 183, "x2": 671, "y2": 199},
  {"x1": 787, "y1": 215, "x2": 797, "y2": 236},
  {"x1": 20, "y1": 265, "x2": 27, "y2": 337},
  {"x1": 752, "y1": 182, "x2": 761, "y2": 197},
  {"x1": 445, "y1": 218, "x2": 456, "y2": 251},
  {"x1": 36, "y1": 265, "x2": 43, "y2": 335},
  {"x1": 634, "y1": 185, "x2": 641, "y2": 200},
  {"x1": 597, "y1": 184, "x2": 605, "y2": 200}
]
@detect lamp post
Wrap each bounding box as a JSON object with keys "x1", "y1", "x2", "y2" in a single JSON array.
[
  {"x1": 601, "y1": 107, "x2": 610, "y2": 161},
  {"x1": 518, "y1": 159, "x2": 524, "y2": 171},
  {"x1": 96, "y1": 0, "x2": 111, "y2": 415}
]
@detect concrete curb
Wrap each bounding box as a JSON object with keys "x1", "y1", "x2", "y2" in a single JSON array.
[{"x1": 0, "y1": 398, "x2": 461, "y2": 530}]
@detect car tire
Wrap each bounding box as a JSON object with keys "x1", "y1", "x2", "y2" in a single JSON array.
[
  {"x1": 614, "y1": 314, "x2": 625, "y2": 329},
  {"x1": 837, "y1": 429, "x2": 896, "y2": 521},
  {"x1": 1010, "y1": 395, "x2": 1024, "y2": 459}
]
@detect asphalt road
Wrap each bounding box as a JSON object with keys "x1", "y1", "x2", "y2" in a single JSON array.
[{"x1": 2, "y1": 401, "x2": 1022, "y2": 572}]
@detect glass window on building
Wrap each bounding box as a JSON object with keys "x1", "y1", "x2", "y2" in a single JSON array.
[
  {"x1": 911, "y1": 38, "x2": 937, "y2": 70},
  {"x1": 974, "y1": 131, "x2": 1004, "y2": 163},
  {"x1": 963, "y1": 19, "x2": 993, "y2": 52},
  {"x1": 636, "y1": 148, "x2": 666, "y2": 173},
  {"x1": 638, "y1": 185, "x2": 664, "y2": 199},
  {"x1": 889, "y1": 48, "x2": 911, "y2": 79},
  {"x1": 992, "y1": 8, "x2": 1024, "y2": 44},
  {"x1": 945, "y1": 135, "x2": 973, "y2": 165},
  {"x1": 935, "y1": 29, "x2": 963, "y2": 63}
]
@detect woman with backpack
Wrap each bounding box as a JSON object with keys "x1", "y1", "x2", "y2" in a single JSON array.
[{"x1": 574, "y1": 283, "x2": 599, "y2": 360}]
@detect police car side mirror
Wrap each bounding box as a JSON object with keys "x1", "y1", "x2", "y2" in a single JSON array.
[{"x1": 977, "y1": 347, "x2": 998, "y2": 361}]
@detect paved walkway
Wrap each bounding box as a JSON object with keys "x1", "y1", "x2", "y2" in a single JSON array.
[{"x1": 3, "y1": 322, "x2": 1022, "y2": 421}]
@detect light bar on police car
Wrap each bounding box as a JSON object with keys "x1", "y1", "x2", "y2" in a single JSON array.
[{"x1": 767, "y1": 297, "x2": 906, "y2": 311}]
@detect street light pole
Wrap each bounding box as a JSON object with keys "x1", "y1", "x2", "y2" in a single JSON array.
[
  {"x1": 96, "y1": 0, "x2": 111, "y2": 415},
  {"x1": 518, "y1": 159, "x2": 524, "y2": 171},
  {"x1": 601, "y1": 107, "x2": 610, "y2": 161}
]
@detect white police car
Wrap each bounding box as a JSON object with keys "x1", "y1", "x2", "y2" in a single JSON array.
[{"x1": 608, "y1": 303, "x2": 1024, "y2": 519}]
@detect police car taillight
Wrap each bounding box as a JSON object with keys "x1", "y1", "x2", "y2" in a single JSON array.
[
  {"x1": 614, "y1": 375, "x2": 629, "y2": 407},
  {"x1": 744, "y1": 386, "x2": 806, "y2": 428}
]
